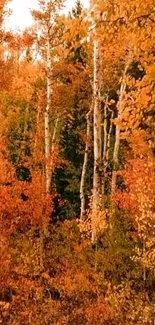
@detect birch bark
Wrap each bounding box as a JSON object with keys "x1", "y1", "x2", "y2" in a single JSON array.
[
  {"x1": 32, "y1": 1, "x2": 64, "y2": 193},
  {"x1": 45, "y1": 35, "x2": 52, "y2": 194},
  {"x1": 88, "y1": 0, "x2": 103, "y2": 241},
  {"x1": 102, "y1": 96, "x2": 108, "y2": 196},
  {"x1": 111, "y1": 61, "x2": 130, "y2": 198},
  {"x1": 80, "y1": 107, "x2": 92, "y2": 220},
  {"x1": 92, "y1": 37, "x2": 102, "y2": 241}
]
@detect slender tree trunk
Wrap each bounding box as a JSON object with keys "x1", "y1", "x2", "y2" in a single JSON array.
[
  {"x1": 106, "y1": 109, "x2": 114, "y2": 165},
  {"x1": 111, "y1": 122, "x2": 120, "y2": 196},
  {"x1": 89, "y1": 0, "x2": 108, "y2": 241},
  {"x1": 103, "y1": 98, "x2": 108, "y2": 163},
  {"x1": 111, "y1": 62, "x2": 130, "y2": 198},
  {"x1": 80, "y1": 107, "x2": 92, "y2": 220},
  {"x1": 34, "y1": 105, "x2": 41, "y2": 155},
  {"x1": 51, "y1": 116, "x2": 59, "y2": 148},
  {"x1": 49, "y1": 116, "x2": 59, "y2": 183},
  {"x1": 45, "y1": 36, "x2": 52, "y2": 194},
  {"x1": 92, "y1": 38, "x2": 102, "y2": 242},
  {"x1": 102, "y1": 106, "x2": 114, "y2": 198},
  {"x1": 102, "y1": 96, "x2": 108, "y2": 196}
]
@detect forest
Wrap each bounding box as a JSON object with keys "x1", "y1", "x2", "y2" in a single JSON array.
[{"x1": 0, "y1": 0, "x2": 155, "y2": 324}]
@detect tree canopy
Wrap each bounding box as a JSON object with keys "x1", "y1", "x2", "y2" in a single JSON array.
[{"x1": 0, "y1": 0, "x2": 155, "y2": 324}]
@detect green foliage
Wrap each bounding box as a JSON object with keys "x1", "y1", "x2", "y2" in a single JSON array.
[{"x1": 55, "y1": 96, "x2": 92, "y2": 220}]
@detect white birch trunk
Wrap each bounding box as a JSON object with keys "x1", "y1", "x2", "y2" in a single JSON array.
[
  {"x1": 49, "y1": 116, "x2": 59, "y2": 183},
  {"x1": 88, "y1": 0, "x2": 107, "y2": 241},
  {"x1": 80, "y1": 107, "x2": 92, "y2": 220},
  {"x1": 92, "y1": 38, "x2": 102, "y2": 242},
  {"x1": 45, "y1": 36, "x2": 52, "y2": 194},
  {"x1": 102, "y1": 96, "x2": 108, "y2": 196},
  {"x1": 34, "y1": 105, "x2": 41, "y2": 156},
  {"x1": 106, "y1": 109, "x2": 114, "y2": 163},
  {"x1": 103, "y1": 98, "x2": 108, "y2": 164},
  {"x1": 51, "y1": 116, "x2": 59, "y2": 148},
  {"x1": 111, "y1": 61, "x2": 130, "y2": 198}
]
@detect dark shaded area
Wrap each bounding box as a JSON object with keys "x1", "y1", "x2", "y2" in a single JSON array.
[
  {"x1": 44, "y1": 287, "x2": 61, "y2": 300},
  {"x1": 0, "y1": 288, "x2": 16, "y2": 303},
  {"x1": 127, "y1": 61, "x2": 145, "y2": 80},
  {"x1": 16, "y1": 166, "x2": 32, "y2": 182}
]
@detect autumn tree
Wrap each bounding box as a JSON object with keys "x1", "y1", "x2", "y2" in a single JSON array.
[
  {"x1": 32, "y1": 0, "x2": 65, "y2": 194},
  {"x1": 0, "y1": 0, "x2": 155, "y2": 323}
]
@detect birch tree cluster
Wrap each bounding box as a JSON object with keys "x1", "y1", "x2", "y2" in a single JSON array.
[{"x1": 0, "y1": 0, "x2": 155, "y2": 324}]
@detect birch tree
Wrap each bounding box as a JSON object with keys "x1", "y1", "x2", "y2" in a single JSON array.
[
  {"x1": 89, "y1": 1, "x2": 106, "y2": 241},
  {"x1": 102, "y1": 97, "x2": 114, "y2": 197},
  {"x1": 80, "y1": 106, "x2": 92, "y2": 220},
  {"x1": 32, "y1": 0, "x2": 64, "y2": 193},
  {"x1": 92, "y1": 36, "x2": 102, "y2": 213},
  {"x1": 111, "y1": 58, "x2": 131, "y2": 198}
]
